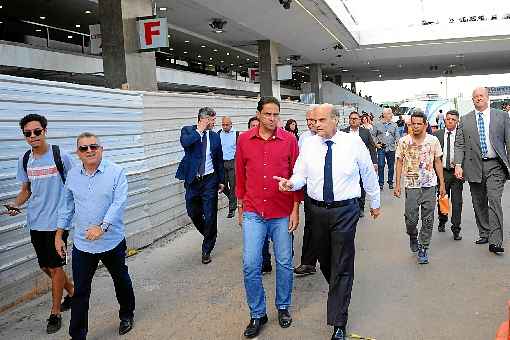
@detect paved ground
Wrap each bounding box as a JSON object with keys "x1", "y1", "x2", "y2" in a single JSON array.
[{"x1": 1, "y1": 185, "x2": 510, "y2": 340}]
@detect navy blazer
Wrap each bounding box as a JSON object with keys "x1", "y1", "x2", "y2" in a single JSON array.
[{"x1": 175, "y1": 125, "x2": 225, "y2": 185}]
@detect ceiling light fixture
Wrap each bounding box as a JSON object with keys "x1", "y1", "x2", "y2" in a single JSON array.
[
  {"x1": 169, "y1": 48, "x2": 174, "y2": 51},
  {"x1": 230, "y1": 63, "x2": 234, "y2": 66},
  {"x1": 40, "y1": 16, "x2": 46, "y2": 20},
  {"x1": 35, "y1": 29, "x2": 42, "y2": 32},
  {"x1": 209, "y1": 57, "x2": 213, "y2": 60},
  {"x1": 198, "y1": 55, "x2": 202, "y2": 58},
  {"x1": 85, "y1": 10, "x2": 91, "y2": 14},
  {"x1": 246, "y1": 58, "x2": 250, "y2": 61},
  {"x1": 341, "y1": 69, "x2": 349, "y2": 72},
  {"x1": 184, "y1": 40, "x2": 190, "y2": 43},
  {"x1": 201, "y1": 45, "x2": 206, "y2": 48},
  {"x1": 198, "y1": 62, "x2": 202, "y2": 65},
  {"x1": 220, "y1": 60, "x2": 224, "y2": 63},
  {"x1": 75, "y1": 24, "x2": 81, "y2": 28},
  {"x1": 183, "y1": 51, "x2": 188, "y2": 54},
  {"x1": 209, "y1": 19, "x2": 227, "y2": 33},
  {"x1": 159, "y1": 7, "x2": 167, "y2": 11},
  {"x1": 166, "y1": 58, "x2": 169, "y2": 61},
  {"x1": 226, "y1": 52, "x2": 230, "y2": 56},
  {"x1": 213, "y1": 49, "x2": 218, "y2": 52},
  {"x1": 67, "y1": 35, "x2": 73, "y2": 39}
]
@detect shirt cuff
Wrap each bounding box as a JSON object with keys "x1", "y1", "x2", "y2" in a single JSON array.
[
  {"x1": 369, "y1": 196, "x2": 381, "y2": 209},
  {"x1": 290, "y1": 176, "x2": 305, "y2": 191}
]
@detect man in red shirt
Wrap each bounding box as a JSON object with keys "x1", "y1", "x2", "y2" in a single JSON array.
[{"x1": 236, "y1": 97, "x2": 301, "y2": 338}]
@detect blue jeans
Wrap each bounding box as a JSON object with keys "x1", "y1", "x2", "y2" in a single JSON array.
[
  {"x1": 377, "y1": 149, "x2": 395, "y2": 186},
  {"x1": 242, "y1": 212, "x2": 293, "y2": 318}
]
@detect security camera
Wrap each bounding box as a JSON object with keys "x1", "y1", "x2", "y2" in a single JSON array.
[{"x1": 278, "y1": 0, "x2": 292, "y2": 10}]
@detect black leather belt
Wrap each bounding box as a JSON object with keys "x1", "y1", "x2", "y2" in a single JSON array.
[
  {"x1": 195, "y1": 173, "x2": 214, "y2": 181},
  {"x1": 482, "y1": 158, "x2": 497, "y2": 161},
  {"x1": 309, "y1": 198, "x2": 357, "y2": 209}
]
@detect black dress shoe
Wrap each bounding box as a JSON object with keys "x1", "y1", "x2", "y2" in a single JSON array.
[
  {"x1": 388, "y1": 184, "x2": 394, "y2": 190},
  {"x1": 243, "y1": 315, "x2": 268, "y2": 338},
  {"x1": 438, "y1": 222, "x2": 446, "y2": 232},
  {"x1": 331, "y1": 327, "x2": 346, "y2": 340},
  {"x1": 278, "y1": 309, "x2": 292, "y2": 328},
  {"x1": 489, "y1": 244, "x2": 505, "y2": 254},
  {"x1": 475, "y1": 237, "x2": 489, "y2": 244},
  {"x1": 293, "y1": 264, "x2": 316, "y2": 275},
  {"x1": 202, "y1": 253, "x2": 212, "y2": 264},
  {"x1": 119, "y1": 318, "x2": 134, "y2": 335},
  {"x1": 453, "y1": 231, "x2": 462, "y2": 241}
]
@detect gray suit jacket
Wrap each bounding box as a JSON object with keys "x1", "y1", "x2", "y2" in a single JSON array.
[{"x1": 454, "y1": 109, "x2": 510, "y2": 182}]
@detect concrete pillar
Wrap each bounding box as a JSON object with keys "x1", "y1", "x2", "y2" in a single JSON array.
[
  {"x1": 257, "y1": 40, "x2": 280, "y2": 98},
  {"x1": 98, "y1": 0, "x2": 157, "y2": 91},
  {"x1": 310, "y1": 64, "x2": 322, "y2": 104}
]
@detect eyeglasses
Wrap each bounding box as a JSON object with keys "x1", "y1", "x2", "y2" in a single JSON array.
[
  {"x1": 23, "y1": 129, "x2": 44, "y2": 138},
  {"x1": 78, "y1": 144, "x2": 101, "y2": 152}
]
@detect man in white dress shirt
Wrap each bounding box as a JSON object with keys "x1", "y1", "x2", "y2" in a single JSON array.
[{"x1": 274, "y1": 104, "x2": 381, "y2": 340}]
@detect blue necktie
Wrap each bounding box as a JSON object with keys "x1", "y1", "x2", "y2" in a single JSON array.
[
  {"x1": 199, "y1": 132, "x2": 207, "y2": 175},
  {"x1": 477, "y1": 112, "x2": 488, "y2": 158},
  {"x1": 323, "y1": 140, "x2": 334, "y2": 203}
]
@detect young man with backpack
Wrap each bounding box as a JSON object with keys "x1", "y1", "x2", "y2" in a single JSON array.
[{"x1": 6, "y1": 114, "x2": 74, "y2": 334}]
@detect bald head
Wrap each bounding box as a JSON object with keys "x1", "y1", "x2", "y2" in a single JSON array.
[
  {"x1": 221, "y1": 116, "x2": 233, "y2": 132},
  {"x1": 312, "y1": 103, "x2": 338, "y2": 139},
  {"x1": 472, "y1": 87, "x2": 489, "y2": 112}
]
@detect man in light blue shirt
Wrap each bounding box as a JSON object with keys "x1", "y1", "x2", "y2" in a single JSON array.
[
  {"x1": 55, "y1": 132, "x2": 135, "y2": 339},
  {"x1": 218, "y1": 116, "x2": 239, "y2": 217}
]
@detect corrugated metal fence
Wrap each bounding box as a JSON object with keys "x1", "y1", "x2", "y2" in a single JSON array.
[{"x1": 0, "y1": 74, "x2": 309, "y2": 310}]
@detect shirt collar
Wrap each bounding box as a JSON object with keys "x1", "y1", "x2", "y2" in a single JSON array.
[
  {"x1": 477, "y1": 107, "x2": 490, "y2": 116},
  {"x1": 249, "y1": 126, "x2": 284, "y2": 140},
  {"x1": 321, "y1": 130, "x2": 340, "y2": 144},
  {"x1": 80, "y1": 159, "x2": 105, "y2": 175}
]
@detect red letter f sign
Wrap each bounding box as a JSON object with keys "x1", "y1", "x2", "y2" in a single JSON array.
[{"x1": 144, "y1": 21, "x2": 160, "y2": 46}]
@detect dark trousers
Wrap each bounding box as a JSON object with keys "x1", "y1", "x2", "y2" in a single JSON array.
[
  {"x1": 310, "y1": 199, "x2": 359, "y2": 327},
  {"x1": 222, "y1": 160, "x2": 237, "y2": 212},
  {"x1": 437, "y1": 169, "x2": 463, "y2": 232},
  {"x1": 70, "y1": 240, "x2": 135, "y2": 340},
  {"x1": 377, "y1": 149, "x2": 395, "y2": 186},
  {"x1": 185, "y1": 173, "x2": 219, "y2": 255},
  {"x1": 468, "y1": 159, "x2": 506, "y2": 246},
  {"x1": 359, "y1": 179, "x2": 366, "y2": 212},
  {"x1": 300, "y1": 193, "x2": 317, "y2": 266}
]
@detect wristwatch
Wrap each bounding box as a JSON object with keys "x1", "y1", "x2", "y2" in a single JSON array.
[{"x1": 100, "y1": 222, "x2": 111, "y2": 233}]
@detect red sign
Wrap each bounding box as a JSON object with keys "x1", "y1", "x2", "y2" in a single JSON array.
[{"x1": 136, "y1": 16, "x2": 168, "y2": 50}]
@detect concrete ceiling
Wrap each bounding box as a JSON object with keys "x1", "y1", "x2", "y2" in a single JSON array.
[{"x1": 1, "y1": 0, "x2": 510, "y2": 83}]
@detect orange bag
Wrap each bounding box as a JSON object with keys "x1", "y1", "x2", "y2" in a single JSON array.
[{"x1": 439, "y1": 194, "x2": 449, "y2": 215}]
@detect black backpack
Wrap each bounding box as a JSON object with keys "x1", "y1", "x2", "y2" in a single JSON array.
[{"x1": 22, "y1": 145, "x2": 66, "y2": 184}]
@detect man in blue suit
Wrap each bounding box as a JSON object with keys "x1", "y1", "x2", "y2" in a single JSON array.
[{"x1": 176, "y1": 107, "x2": 225, "y2": 264}]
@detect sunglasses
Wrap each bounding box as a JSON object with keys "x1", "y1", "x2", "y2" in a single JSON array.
[
  {"x1": 23, "y1": 129, "x2": 44, "y2": 138},
  {"x1": 78, "y1": 144, "x2": 101, "y2": 152}
]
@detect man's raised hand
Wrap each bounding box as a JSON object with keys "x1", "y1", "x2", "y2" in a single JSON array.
[{"x1": 273, "y1": 176, "x2": 293, "y2": 192}]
